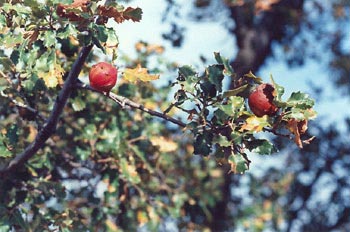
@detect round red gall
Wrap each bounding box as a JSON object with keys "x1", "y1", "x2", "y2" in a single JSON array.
[
  {"x1": 248, "y1": 83, "x2": 278, "y2": 117},
  {"x1": 89, "y1": 62, "x2": 118, "y2": 93}
]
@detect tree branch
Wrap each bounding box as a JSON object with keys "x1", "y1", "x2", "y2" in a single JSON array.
[
  {"x1": 76, "y1": 83, "x2": 187, "y2": 128},
  {"x1": 229, "y1": 0, "x2": 304, "y2": 85},
  {"x1": 0, "y1": 45, "x2": 93, "y2": 177}
]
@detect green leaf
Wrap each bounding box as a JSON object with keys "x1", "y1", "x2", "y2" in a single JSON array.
[
  {"x1": 76, "y1": 147, "x2": 90, "y2": 160},
  {"x1": 283, "y1": 107, "x2": 317, "y2": 121},
  {"x1": 57, "y1": 24, "x2": 78, "y2": 39},
  {"x1": 193, "y1": 132, "x2": 213, "y2": 155},
  {"x1": 120, "y1": 158, "x2": 141, "y2": 184},
  {"x1": 43, "y1": 30, "x2": 56, "y2": 48},
  {"x1": 6, "y1": 124, "x2": 19, "y2": 146},
  {"x1": 231, "y1": 131, "x2": 243, "y2": 144},
  {"x1": 92, "y1": 36, "x2": 106, "y2": 53},
  {"x1": 106, "y1": 27, "x2": 119, "y2": 47},
  {"x1": 2, "y1": 3, "x2": 31, "y2": 15},
  {"x1": 0, "y1": 57, "x2": 15, "y2": 71},
  {"x1": 213, "y1": 134, "x2": 232, "y2": 147},
  {"x1": 214, "y1": 52, "x2": 234, "y2": 76},
  {"x1": 1, "y1": 33, "x2": 24, "y2": 48},
  {"x1": 174, "y1": 90, "x2": 188, "y2": 105},
  {"x1": 247, "y1": 139, "x2": 277, "y2": 155},
  {"x1": 200, "y1": 81, "x2": 216, "y2": 98},
  {"x1": 94, "y1": 24, "x2": 108, "y2": 43},
  {"x1": 178, "y1": 65, "x2": 197, "y2": 81},
  {"x1": 207, "y1": 64, "x2": 224, "y2": 92},
  {"x1": 244, "y1": 71, "x2": 263, "y2": 84},
  {"x1": 228, "y1": 153, "x2": 249, "y2": 174},
  {"x1": 214, "y1": 96, "x2": 245, "y2": 122},
  {"x1": 71, "y1": 96, "x2": 86, "y2": 111},
  {"x1": 223, "y1": 84, "x2": 248, "y2": 98},
  {"x1": 270, "y1": 75, "x2": 284, "y2": 101},
  {"x1": 84, "y1": 124, "x2": 97, "y2": 140},
  {"x1": 10, "y1": 209, "x2": 29, "y2": 231},
  {"x1": 0, "y1": 143, "x2": 12, "y2": 158},
  {"x1": 287, "y1": 91, "x2": 315, "y2": 109}
]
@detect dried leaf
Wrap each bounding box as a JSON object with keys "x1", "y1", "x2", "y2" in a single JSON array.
[
  {"x1": 287, "y1": 118, "x2": 302, "y2": 148},
  {"x1": 123, "y1": 64, "x2": 159, "y2": 83},
  {"x1": 56, "y1": 0, "x2": 90, "y2": 21},
  {"x1": 97, "y1": 6, "x2": 142, "y2": 24},
  {"x1": 297, "y1": 119, "x2": 308, "y2": 134},
  {"x1": 123, "y1": 7, "x2": 143, "y2": 22},
  {"x1": 98, "y1": 5, "x2": 124, "y2": 23},
  {"x1": 23, "y1": 30, "x2": 39, "y2": 48},
  {"x1": 150, "y1": 136, "x2": 178, "y2": 153}
]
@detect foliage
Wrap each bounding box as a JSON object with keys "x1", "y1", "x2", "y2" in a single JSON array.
[{"x1": 0, "y1": 0, "x2": 319, "y2": 231}]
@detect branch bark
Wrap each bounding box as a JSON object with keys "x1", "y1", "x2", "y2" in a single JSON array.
[
  {"x1": 0, "y1": 45, "x2": 93, "y2": 177},
  {"x1": 230, "y1": 0, "x2": 304, "y2": 85}
]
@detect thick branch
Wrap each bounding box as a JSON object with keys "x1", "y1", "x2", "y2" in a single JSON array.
[
  {"x1": 0, "y1": 45, "x2": 93, "y2": 176},
  {"x1": 229, "y1": 0, "x2": 304, "y2": 84},
  {"x1": 76, "y1": 83, "x2": 187, "y2": 128}
]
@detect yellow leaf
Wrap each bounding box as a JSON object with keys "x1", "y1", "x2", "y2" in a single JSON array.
[
  {"x1": 240, "y1": 115, "x2": 270, "y2": 132},
  {"x1": 150, "y1": 136, "x2": 178, "y2": 153},
  {"x1": 27, "y1": 125, "x2": 37, "y2": 143},
  {"x1": 123, "y1": 64, "x2": 159, "y2": 83},
  {"x1": 144, "y1": 101, "x2": 158, "y2": 110},
  {"x1": 38, "y1": 64, "x2": 64, "y2": 88},
  {"x1": 105, "y1": 219, "x2": 120, "y2": 232},
  {"x1": 137, "y1": 210, "x2": 149, "y2": 225}
]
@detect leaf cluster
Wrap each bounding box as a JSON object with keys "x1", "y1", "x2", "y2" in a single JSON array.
[{"x1": 168, "y1": 53, "x2": 316, "y2": 173}]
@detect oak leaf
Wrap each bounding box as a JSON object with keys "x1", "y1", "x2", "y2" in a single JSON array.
[
  {"x1": 38, "y1": 64, "x2": 64, "y2": 88},
  {"x1": 97, "y1": 6, "x2": 142, "y2": 24},
  {"x1": 240, "y1": 115, "x2": 270, "y2": 133},
  {"x1": 56, "y1": 0, "x2": 90, "y2": 21},
  {"x1": 286, "y1": 118, "x2": 303, "y2": 148},
  {"x1": 123, "y1": 64, "x2": 159, "y2": 83},
  {"x1": 150, "y1": 136, "x2": 178, "y2": 153}
]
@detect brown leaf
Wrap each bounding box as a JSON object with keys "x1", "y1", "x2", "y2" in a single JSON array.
[
  {"x1": 56, "y1": 0, "x2": 90, "y2": 21},
  {"x1": 287, "y1": 118, "x2": 302, "y2": 148},
  {"x1": 97, "y1": 6, "x2": 142, "y2": 24},
  {"x1": 297, "y1": 119, "x2": 308, "y2": 135},
  {"x1": 23, "y1": 30, "x2": 39, "y2": 48},
  {"x1": 97, "y1": 5, "x2": 125, "y2": 23},
  {"x1": 122, "y1": 7, "x2": 143, "y2": 22}
]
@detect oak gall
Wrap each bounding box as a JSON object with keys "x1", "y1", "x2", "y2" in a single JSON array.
[{"x1": 248, "y1": 83, "x2": 278, "y2": 117}]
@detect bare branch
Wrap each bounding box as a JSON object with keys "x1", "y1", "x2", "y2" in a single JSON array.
[{"x1": 76, "y1": 82, "x2": 187, "y2": 128}]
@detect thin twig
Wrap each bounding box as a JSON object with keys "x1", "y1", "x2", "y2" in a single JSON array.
[{"x1": 76, "y1": 83, "x2": 187, "y2": 128}]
